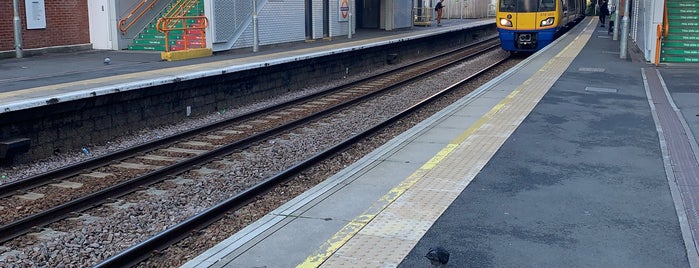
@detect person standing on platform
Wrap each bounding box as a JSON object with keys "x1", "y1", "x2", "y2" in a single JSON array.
[
  {"x1": 608, "y1": 9, "x2": 615, "y2": 34},
  {"x1": 435, "y1": 0, "x2": 445, "y2": 26},
  {"x1": 599, "y1": 0, "x2": 609, "y2": 27}
]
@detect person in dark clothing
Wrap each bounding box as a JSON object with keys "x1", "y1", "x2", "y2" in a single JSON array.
[
  {"x1": 435, "y1": 0, "x2": 444, "y2": 26},
  {"x1": 599, "y1": 0, "x2": 609, "y2": 27}
]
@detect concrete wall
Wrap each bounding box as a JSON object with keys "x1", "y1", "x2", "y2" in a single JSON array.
[{"x1": 0, "y1": 25, "x2": 496, "y2": 163}]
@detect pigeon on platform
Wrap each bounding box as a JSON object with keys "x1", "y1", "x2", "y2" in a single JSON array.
[
  {"x1": 425, "y1": 247, "x2": 449, "y2": 268},
  {"x1": 103, "y1": 57, "x2": 111, "y2": 65}
]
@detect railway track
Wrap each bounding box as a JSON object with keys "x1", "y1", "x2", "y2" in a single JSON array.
[{"x1": 0, "y1": 37, "x2": 514, "y2": 267}]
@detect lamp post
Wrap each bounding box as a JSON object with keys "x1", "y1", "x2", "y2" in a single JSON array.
[{"x1": 13, "y1": 0, "x2": 23, "y2": 58}]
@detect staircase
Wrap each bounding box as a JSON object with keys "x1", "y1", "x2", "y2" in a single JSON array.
[
  {"x1": 128, "y1": 0, "x2": 205, "y2": 51},
  {"x1": 660, "y1": 0, "x2": 699, "y2": 63}
]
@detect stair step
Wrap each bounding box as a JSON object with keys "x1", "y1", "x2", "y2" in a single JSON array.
[
  {"x1": 132, "y1": 39, "x2": 189, "y2": 46},
  {"x1": 170, "y1": 45, "x2": 206, "y2": 51},
  {"x1": 669, "y1": 14, "x2": 699, "y2": 20},
  {"x1": 132, "y1": 39, "x2": 168, "y2": 45},
  {"x1": 180, "y1": 34, "x2": 205, "y2": 39},
  {"x1": 661, "y1": 48, "x2": 699, "y2": 55},
  {"x1": 128, "y1": 44, "x2": 167, "y2": 51},
  {"x1": 668, "y1": 28, "x2": 699, "y2": 34},
  {"x1": 665, "y1": 35, "x2": 699, "y2": 41},
  {"x1": 140, "y1": 33, "x2": 183, "y2": 39},
  {"x1": 667, "y1": 2, "x2": 699, "y2": 8},
  {"x1": 175, "y1": 40, "x2": 205, "y2": 45},
  {"x1": 660, "y1": 56, "x2": 699, "y2": 63},
  {"x1": 667, "y1": 9, "x2": 699, "y2": 16},
  {"x1": 139, "y1": 33, "x2": 165, "y2": 39},
  {"x1": 185, "y1": 29, "x2": 204, "y2": 35},
  {"x1": 668, "y1": 21, "x2": 699, "y2": 27},
  {"x1": 663, "y1": 41, "x2": 699, "y2": 48},
  {"x1": 142, "y1": 28, "x2": 163, "y2": 34}
]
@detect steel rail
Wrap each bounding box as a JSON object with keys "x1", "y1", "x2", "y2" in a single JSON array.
[
  {"x1": 96, "y1": 55, "x2": 510, "y2": 268},
  {"x1": 0, "y1": 37, "x2": 498, "y2": 199},
  {"x1": 0, "y1": 41, "x2": 500, "y2": 244}
]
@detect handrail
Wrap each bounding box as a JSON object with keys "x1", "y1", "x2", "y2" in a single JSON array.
[
  {"x1": 164, "y1": 0, "x2": 199, "y2": 21},
  {"x1": 663, "y1": 0, "x2": 668, "y2": 38},
  {"x1": 160, "y1": 0, "x2": 201, "y2": 30},
  {"x1": 655, "y1": 0, "x2": 667, "y2": 66},
  {"x1": 156, "y1": 16, "x2": 209, "y2": 52},
  {"x1": 655, "y1": 24, "x2": 662, "y2": 66},
  {"x1": 118, "y1": 0, "x2": 158, "y2": 35}
]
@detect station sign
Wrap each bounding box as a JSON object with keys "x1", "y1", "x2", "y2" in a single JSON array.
[
  {"x1": 339, "y1": 0, "x2": 349, "y2": 22},
  {"x1": 25, "y1": 0, "x2": 47, "y2": 29}
]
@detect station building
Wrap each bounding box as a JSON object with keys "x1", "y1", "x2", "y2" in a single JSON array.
[{"x1": 1, "y1": 0, "x2": 697, "y2": 64}]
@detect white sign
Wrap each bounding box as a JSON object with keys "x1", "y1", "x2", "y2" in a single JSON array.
[
  {"x1": 25, "y1": 0, "x2": 46, "y2": 29},
  {"x1": 338, "y1": 0, "x2": 349, "y2": 22}
]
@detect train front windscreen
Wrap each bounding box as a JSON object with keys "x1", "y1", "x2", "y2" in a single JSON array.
[{"x1": 499, "y1": 0, "x2": 556, "y2": 12}]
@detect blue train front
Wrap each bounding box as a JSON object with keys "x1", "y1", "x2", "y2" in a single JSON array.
[{"x1": 496, "y1": 0, "x2": 585, "y2": 52}]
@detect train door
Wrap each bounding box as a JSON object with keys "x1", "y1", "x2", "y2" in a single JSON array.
[{"x1": 357, "y1": 0, "x2": 380, "y2": 28}]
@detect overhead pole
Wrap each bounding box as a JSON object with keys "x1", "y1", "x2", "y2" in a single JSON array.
[
  {"x1": 612, "y1": 0, "x2": 620, "y2": 40},
  {"x1": 619, "y1": 0, "x2": 630, "y2": 59},
  {"x1": 13, "y1": 0, "x2": 23, "y2": 58},
  {"x1": 348, "y1": 0, "x2": 352, "y2": 39},
  {"x1": 253, "y1": 0, "x2": 259, "y2": 52}
]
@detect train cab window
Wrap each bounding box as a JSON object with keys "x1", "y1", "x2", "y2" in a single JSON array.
[
  {"x1": 501, "y1": 0, "x2": 555, "y2": 12},
  {"x1": 518, "y1": 0, "x2": 536, "y2": 12},
  {"x1": 539, "y1": 0, "x2": 556, "y2": 11},
  {"x1": 499, "y1": 0, "x2": 517, "y2": 12}
]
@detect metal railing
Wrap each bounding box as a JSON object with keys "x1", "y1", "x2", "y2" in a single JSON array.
[
  {"x1": 156, "y1": 16, "x2": 208, "y2": 52},
  {"x1": 655, "y1": 0, "x2": 667, "y2": 66},
  {"x1": 118, "y1": 0, "x2": 158, "y2": 35},
  {"x1": 162, "y1": 0, "x2": 200, "y2": 23},
  {"x1": 413, "y1": 7, "x2": 433, "y2": 26}
]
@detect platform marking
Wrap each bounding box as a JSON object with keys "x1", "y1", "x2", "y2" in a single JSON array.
[
  {"x1": 298, "y1": 20, "x2": 596, "y2": 268},
  {"x1": 585, "y1": 86, "x2": 618, "y2": 93}
]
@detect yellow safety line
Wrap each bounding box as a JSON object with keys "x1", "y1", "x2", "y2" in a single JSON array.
[{"x1": 297, "y1": 18, "x2": 595, "y2": 267}]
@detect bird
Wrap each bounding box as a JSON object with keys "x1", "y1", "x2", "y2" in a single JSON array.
[
  {"x1": 103, "y1": 57, "x2": 111, "y2": 65},
  {"x1": 425, "y1": 247, "x2": 449, "y2": 268}
]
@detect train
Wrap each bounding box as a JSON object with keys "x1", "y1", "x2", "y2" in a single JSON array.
[{"x1": 496, "y1": 0, "x2": 586, "y2": 52}]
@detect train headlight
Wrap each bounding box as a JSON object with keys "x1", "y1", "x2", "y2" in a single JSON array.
[
  {"x1": 499, "y1": 18, "x2": 512, "y2": 27},
  {"x1": 540, "y1": 17, "x2": 555, "y2": 26}
]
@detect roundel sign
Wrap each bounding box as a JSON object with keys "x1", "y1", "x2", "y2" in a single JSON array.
[{"x1": 340, "y1": 0, "x2": 349, "y2": 21}]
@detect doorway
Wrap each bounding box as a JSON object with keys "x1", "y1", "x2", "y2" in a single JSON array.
[
  {"x1": 305, "y1": 0, "x2": 313, "y2": 39},
  {"x1": 87, "y1": 0, "x2": 112, "y2": 49},
  {"x1": 357, "y1": 0, "x2": 380, "y2": 28}
]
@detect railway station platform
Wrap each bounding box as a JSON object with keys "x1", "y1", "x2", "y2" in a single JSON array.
[
  {"x1": 0, "y1": 18, "x2": 495, "y2": 163},
  {"x1": 182, "y1": 17, "x2": 699, "y2": 267},
  {"x1": 0, "y1": 18, "x2": 490, "y2": 113},
  {"x1": 2, "y1": 15, "x2": 699, "y2": 267}
]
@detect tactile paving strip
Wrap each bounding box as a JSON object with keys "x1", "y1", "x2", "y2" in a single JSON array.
[{"x1": 643, "y1": 68, "x2": 699, "y2": 263}]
